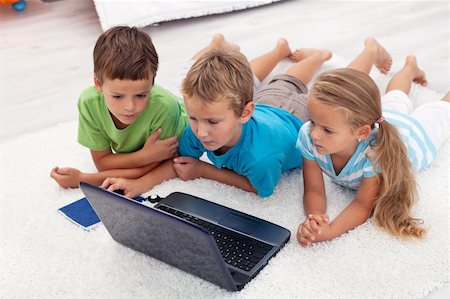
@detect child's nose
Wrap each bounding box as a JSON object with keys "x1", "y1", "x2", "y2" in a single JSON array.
[
  {"x1": 196, "y1": 123, "x2": 208, "y2": 137},
  {"x1": 124, "y1": 99, "x2": 136, "y2": 111},
  {"x1": 310, "y1": 127, "x2": 320, "y2": 141}
]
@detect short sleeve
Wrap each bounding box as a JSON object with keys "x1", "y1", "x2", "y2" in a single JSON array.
[
  {"x1": 146, "y1": 85, "x2": 188, "y2": 140},
  {"x1": 296, "y1": 122, "x2": 315, "y2": 160},
  {"x1": 362, "y1": 158, "x2": 376, "y2": 177},
  {"x1": 178, "y1": 125, "x2": 204, "y2": 158},
  {"x1": 77, "y1": 90, "x2": 110, "y2": 151}
]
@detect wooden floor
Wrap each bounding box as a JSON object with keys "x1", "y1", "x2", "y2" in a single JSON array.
[
  {"x1": 1, "y1": 0, "x2": 448, "y2": 142},
  {"x1": 0, "y1": 0, "x2": 448, "y2": 297}
]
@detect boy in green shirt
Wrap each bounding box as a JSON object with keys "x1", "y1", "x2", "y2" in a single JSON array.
[{"x1": 50, "y1": 26, "x2": 188, "y2": 189}]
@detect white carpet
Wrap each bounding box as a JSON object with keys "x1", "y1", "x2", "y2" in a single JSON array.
[{"x1": 1, "y1": 64, "x2": 449, "y2": 298}]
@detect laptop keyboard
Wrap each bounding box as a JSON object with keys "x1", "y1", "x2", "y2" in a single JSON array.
[{"x1": 157, "y1": 205, "x2": 274, "y2": 272}]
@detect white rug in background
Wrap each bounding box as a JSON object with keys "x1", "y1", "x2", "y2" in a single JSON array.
[
  {"x1": 93, "y1": 0, "x2": 280, "y2": 31},
  {"x1": 1, "y1": 77, "x2": 449, "y2": 298}
]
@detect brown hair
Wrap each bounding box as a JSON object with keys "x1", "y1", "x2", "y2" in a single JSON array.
[
  {"x1": 181, "y1": 49, "x2": 254, "y2": 117},
  {"x1": 310, "y1": 68, "x2": 425, "y2": 238},
  {"x1": 93, "y1": 26, "x2": 158, "y2": 85}
]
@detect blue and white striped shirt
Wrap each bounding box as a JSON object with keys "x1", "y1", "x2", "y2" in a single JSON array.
[{"x1": 297, "y1": 110, "x2": 436, "y2": 190}]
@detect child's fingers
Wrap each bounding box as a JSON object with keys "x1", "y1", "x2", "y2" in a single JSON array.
[
  {"x1": 50, "y1": 167, "x2": 59, "y2": 178},
  {"x1": 309, "y1": 219, "x2": 321, "y2": 234},
  {"x1": 173, "y1": 156, "x2": 192, "y2": 164},
  {"x1": 173, "y1": 156, "x2": 183, "y2": 164},
  {"x1": 309, "y1": 214, "x2": 329, "y2": 226},
  {"x1": 160, "y1": 136, "x2": 178, "y2": 146},
  {"x1": 297, "y1": 236, "x2": 311, "y2": 247},
  {"x1": 53, "y1": 167, "x2": 69, "y2": 175},
  {"x1": 147, "y1": 128, "x2": 162, "y2": 143},
  {"x1": 296, "y1": 227, "x2": 311, "y2": 247},
  {"x1": 101, "y1": 177, "x2": 114, "y2": 189},
  {"x1": 302, "y1": 218, "x2": 315, "y2": 233},
  {"x1": 106, "y1": 181, "x2": 124, "y2": 193},
  {"x1": 300, "y1": 224, "x2": 315, "y2": 241},
  {"x1": 50, "y1": 166, "x2": 58, "y2": 176}
]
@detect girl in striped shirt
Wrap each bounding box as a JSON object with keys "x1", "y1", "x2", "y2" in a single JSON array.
[{"x1": 296, "y1": 39, "x2": 450, "y2": 247}]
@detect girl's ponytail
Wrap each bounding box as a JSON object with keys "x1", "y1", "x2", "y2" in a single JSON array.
[{"x1": 371, "y1": 121, "x2": 426, "y2": 238}]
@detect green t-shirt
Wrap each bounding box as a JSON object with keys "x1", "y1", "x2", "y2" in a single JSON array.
[{"x1": 77, "y1": 84, "x2": 187, "y2": 153}]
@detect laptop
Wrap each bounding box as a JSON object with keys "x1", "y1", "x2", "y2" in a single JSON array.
[{"x1": 79, "y1": 182, "x2": 290, "y2": 292}]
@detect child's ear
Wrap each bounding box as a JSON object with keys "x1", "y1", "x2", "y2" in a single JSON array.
[
  {"x1": 239, "y1": 101, "x2": 255, "y2": 123},
  {"x1": 356, "y1": 124, "x2": 372, "y2": 141},
  {"x1": 93, "y1": 74, "x2": 103, "y2": 92}
]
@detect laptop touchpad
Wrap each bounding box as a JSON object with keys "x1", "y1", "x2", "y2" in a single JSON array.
[{"x1": 218, "y1": 212, "x2": 260, "y2": 235}]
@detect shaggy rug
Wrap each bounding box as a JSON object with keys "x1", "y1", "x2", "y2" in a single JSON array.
[{"x1": 1, "y1": 62, "x2": 448, "y2": 298}]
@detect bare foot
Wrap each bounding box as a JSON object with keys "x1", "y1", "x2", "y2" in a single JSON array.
[
  {"x1": 365, "y1": 37, "x2": 392, "y2": 74},
  {"x1": 192, "y1": 33, "x2": 240, "y2": 60},
  {"x1": 274, "y1": 38, "x2": 293, "y2": 61},
  {"x1": 290, "y1": 48, "x2": 332, "y2": 62},
  {"x1": 405, "y1": 55, "x2": 428, "y2": 86},
  {"x1": 210, "y1": 33, "x2": 240, "y2": 52},
  {"x1": 441, "y1": 91, "x2": 450, "y2": 103}
]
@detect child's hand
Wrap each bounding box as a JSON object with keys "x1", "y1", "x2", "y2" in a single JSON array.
[
  {"x1": 101, "y1": 177, "x2": 144, "y2": 199},
  {"x1": 296, "y1": 213, "x2": 329, "y2": 247},
  {"x1": 50, "y1": 166, "x2": 82, "y2": 188},
  {"x1": 142, "y1": 128, "x2": 179, "y2": 163},
  {"x1": 173, "y1": 156, "x2": 204, "y2": 181}
]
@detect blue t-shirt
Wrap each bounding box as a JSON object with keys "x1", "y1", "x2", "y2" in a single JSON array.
[
  {"x1": 297, "y1": 109, "x2": 436, "y2": 190},
  {"x1": 179, "y1": 104, "x2": 303, "y2": 197}
]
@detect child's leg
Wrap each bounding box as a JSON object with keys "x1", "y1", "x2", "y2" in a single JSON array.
[
  {"x1": 386, "y1": 55, "x2": 428, "y2": 94},
  {"x1": 409, "y1": 92, "x2": 450, "y2": 154},
  {"x1": 382, "y1": 55, "x2": 428, "y2": 114},
  {"x1": 249, "y1": 38, "x2": 293, "y2": 82},
  {"x1": 347, "y1": 37, "x2": 392, "y2": 74},
  {"x1": 285, "y1": 48, "x2": 332, "y2": 85},
  {"x1": 191, "y1": 33, "x2": 240, "y2": 61},
  {"x1": 442, "y1": 91, "x2": 450, "y2": 102},
  {"x1": 251, "y1": 48, "x2": 332, "y2": 123}
]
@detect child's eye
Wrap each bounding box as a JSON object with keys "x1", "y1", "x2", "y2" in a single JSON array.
[
  {"x1": 112, "y1": 95, "x2": 122, "y2": 99},
  {"x1": 324, "y1": 128, "x2": 334, "y2": 134},
  {"x1": 189, "y1": 116, "x2": 197, "y2": 121},
  {"x1": 208, "y1": 120, "x2": 219, "y2": 125},
  {"x1": 136, "y1": 94, "x2": 147, "y2": 98}
]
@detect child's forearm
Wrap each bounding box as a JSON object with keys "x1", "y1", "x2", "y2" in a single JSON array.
[
  {"x1": 317, "y1": 201, "x2": 372, "y2": 241},
  {"x1": 200, "y1": 164, "x2": 257, "y2": 193},
  {"x1": 94, "y1": 150, "x2": 161, "y2": 171},
  {"x1": 303, "y1": 190, "x2": 326, "y2": 215},
  {"x1": 318, "y1": 176, "x2": 379, "y2": 241},
  {"x1": 81, "y1": 164, "x2": 161, "y2": 186},
  {"x1": 133, "y1": 159, "x2": 178, "y2": 192}
]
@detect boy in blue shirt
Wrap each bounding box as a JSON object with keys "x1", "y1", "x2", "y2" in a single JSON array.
[{"x1": 104, "y1": 41, "x2": 331, "y2": 197}]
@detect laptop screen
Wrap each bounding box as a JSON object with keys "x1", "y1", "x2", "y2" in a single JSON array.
[{"x1": 80, "y1": 183, "x2": 238, "y2": 291}]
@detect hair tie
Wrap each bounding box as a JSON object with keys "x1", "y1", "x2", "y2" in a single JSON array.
[{"x1": 376, "y1": 116, "x2": 385, "y2": 124}]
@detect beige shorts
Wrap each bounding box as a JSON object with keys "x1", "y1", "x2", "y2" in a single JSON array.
[{"x1": 253, "y1": 74, "x2": 309, "y2": 123}]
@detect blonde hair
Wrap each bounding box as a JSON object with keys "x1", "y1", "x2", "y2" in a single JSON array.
[
  {"x1": 93, "y1": 26, "x2": 158, "y2": 85},
  {"x1": 181, "y1": 49, "x2": 254, "y2": 117},
  {"x1": 310, "y1": 68, "x2": 425, "y2": 238}
]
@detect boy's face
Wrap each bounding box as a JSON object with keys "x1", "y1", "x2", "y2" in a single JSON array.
[
  {"x1": 95, "y1": 75, "x2": 153, "y2": 129},
  {"x1": 185, "y1": 95, "x2": 253, "y2": 155}
]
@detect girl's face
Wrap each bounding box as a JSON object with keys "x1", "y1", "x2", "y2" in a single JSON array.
[
  {"x1": 95, "y1": 75, "x2": 153, "y2": 129},
  {"x1": 307, "y1": 98, "x2": 360, "y2": 158},
  {"x1": 184, "y1": 95, "x2": 253, "y2": 155}
]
